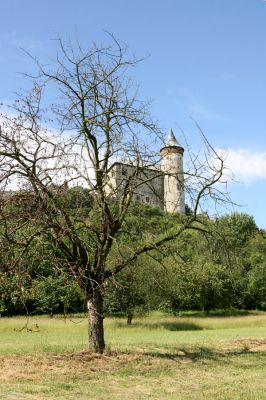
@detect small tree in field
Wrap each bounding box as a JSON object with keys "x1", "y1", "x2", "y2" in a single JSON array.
[{"x1": 0, "y1": 36, "x2": 230, "y2": 353}]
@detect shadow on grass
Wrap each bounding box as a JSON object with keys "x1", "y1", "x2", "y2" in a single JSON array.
[
  {"x1": 161, "y1": 322, "x2": 202, "y2": 331},
  {"x1": 177, "y1": 309, "x2": 263, "y2": 318},
  {"x1": 113, "y1": 321, "x2": 203, "y2": 331},
  {"x1": 65, "y1": 338, "x2": 266, "y2": 370},
  {"x1": 142, "y1": 344, "x2": 266, "y2": 363},
  {"x1": 68, "y1": 343, "x2": 266, "y2": 366},
  {"x1": 143, "y1": 346, "x2": 221, "y2": 362}
]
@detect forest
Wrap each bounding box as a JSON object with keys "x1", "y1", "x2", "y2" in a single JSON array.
[{"x1": 1, "y1": 187, "x2": 265, "y2": 320}]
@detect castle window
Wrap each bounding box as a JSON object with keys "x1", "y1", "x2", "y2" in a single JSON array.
[
  {"x1": 146, "y1": 196, "x2": 150, "y2": 203},
  {"x1": 122, "y1": 167, "x2": 127, "y2": 176},
  {"x1": 136, "y1": 195, "x2": 140, "y2": 201}
]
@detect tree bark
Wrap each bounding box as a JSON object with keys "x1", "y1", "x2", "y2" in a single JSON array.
[
  {"x1": 127, "y1": 313, "x2": 133, "y2": 325},
  {"x1": 87, "y1": 288, "x2": 105, "y2": 354}
]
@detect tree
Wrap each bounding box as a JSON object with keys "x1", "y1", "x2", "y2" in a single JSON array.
[
  {"x1": 246, "y1": 263, "x2": 266, "y2": 310},
  {"x1": 31, "y1": 274, "x2": 84, "y2": 316},
  {"x1": 0, "y1": 36, "x2": 229, "y2": 353},
  {"x1": 215, "y1": 213, "x2": 258, "y2": 248},
  {"x1": 104, "y1": 263, "x2": 148, "y2": 324}
]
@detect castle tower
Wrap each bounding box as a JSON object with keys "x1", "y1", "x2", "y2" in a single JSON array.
[{"x1": 160, "y1": 129, "x2": 185, "y2": 214}]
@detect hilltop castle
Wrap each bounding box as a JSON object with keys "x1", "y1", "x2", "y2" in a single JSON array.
[{"x1": 106, "y1": 129, "x2": 185, "y2": 214}]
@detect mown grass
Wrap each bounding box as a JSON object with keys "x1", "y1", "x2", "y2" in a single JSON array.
[{"x1": 1, "y1": 312, "x2": 266, "y2": 399}]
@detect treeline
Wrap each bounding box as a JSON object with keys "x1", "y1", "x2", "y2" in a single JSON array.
[
  {"x1": 1, "y1": 189, "x2": 266, "y2": 318},
  {"x1": 104, "y1": 212, "x2": 266, "y2": 319}
]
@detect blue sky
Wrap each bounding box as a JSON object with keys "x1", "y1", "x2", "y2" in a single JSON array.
[{"x1": 1, "y1": 0, "x2": 266, "y2": 227}]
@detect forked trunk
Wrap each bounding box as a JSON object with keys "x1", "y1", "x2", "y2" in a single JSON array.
[{"x1": 87, "y1": 288, "x2": 105, "y2": 354}]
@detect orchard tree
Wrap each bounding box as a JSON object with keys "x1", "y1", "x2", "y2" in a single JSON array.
[{"x1": 0, "y1": 36, "x2": 230, "y2": 353}]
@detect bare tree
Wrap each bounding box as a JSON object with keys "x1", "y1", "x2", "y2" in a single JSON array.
[{"x1": 0, "y1": 36, "x2": 230, "y2": 353}]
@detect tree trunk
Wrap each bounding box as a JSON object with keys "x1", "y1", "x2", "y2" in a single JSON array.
[
  {"x1": 87, "y1": 288, "x2": 105, "y2": 354},
  {"x1": 127, "y1": 313, "x2": 133, "y2": 325}
]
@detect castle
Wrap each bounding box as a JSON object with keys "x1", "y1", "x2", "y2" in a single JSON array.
[{"x1": 106, "y1": 129, "x2": 185, "y2": 214}]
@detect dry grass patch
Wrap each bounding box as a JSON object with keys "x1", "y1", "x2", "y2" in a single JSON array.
[{"x1": 1, "y1": 340, "x2": 266, "y2": 399}]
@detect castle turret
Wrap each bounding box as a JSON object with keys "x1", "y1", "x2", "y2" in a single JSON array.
[{"x1": 160, "y1": 129, "x2": 185, "y2": 214}]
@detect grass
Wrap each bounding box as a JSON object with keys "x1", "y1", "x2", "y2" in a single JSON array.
[{"x1": 1, "y1": 312, "x2": 266, "y2": 399}]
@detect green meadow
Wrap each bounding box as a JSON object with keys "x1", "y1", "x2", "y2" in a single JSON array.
[{"x1": 1, "y1": 312, "x2": 266, "y2": 399}]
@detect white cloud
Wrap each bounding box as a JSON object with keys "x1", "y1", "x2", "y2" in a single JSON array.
[{"x1": 217, "y1": 148, "x2": 266, "y2": 184}]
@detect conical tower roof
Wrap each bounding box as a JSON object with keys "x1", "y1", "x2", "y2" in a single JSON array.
[{"x1": 165, "y1": 129, "x2": 182, "y2": 147}]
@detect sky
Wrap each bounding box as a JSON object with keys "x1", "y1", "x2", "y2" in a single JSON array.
[{"x1": 0, "y1": 0, "x2": 266, "y2": 227}]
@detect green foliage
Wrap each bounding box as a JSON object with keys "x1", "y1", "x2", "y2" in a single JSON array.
[
  {"x1": 31, "y1": 275, "x2": 85, "y2": 315},
  {"x1": 104, "y1": 272, "x2": 146, "y2": 318},
  {"x1": 1, "y1": 196, "x2": 265, "y2": 317},
  {"x1": 0, "y1": 274, "x2": 28, "y2": 316},
  {"x1": 246, "y1": 264, "x2": 266, "y2": 310},
  {"x1": 214, "y1": 212, "x2": 258, "y2": 249},
  {"x1": 64, "y1": 186, "x2": 93, "y2": 216},
  {"x1": 156, "y1": 260, "x2": 233, "y2": 314},
  {"x1": 104, "y1": 254, "x2": 163, "y2": 320}
]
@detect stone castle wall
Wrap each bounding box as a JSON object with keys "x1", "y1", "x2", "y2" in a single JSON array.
[
  {"x1": 105, "y1": 139, "x2": 185, "y2": 214},
  {"x1": 105, "y1": 162, "x2": 164, "y2": 210}
]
